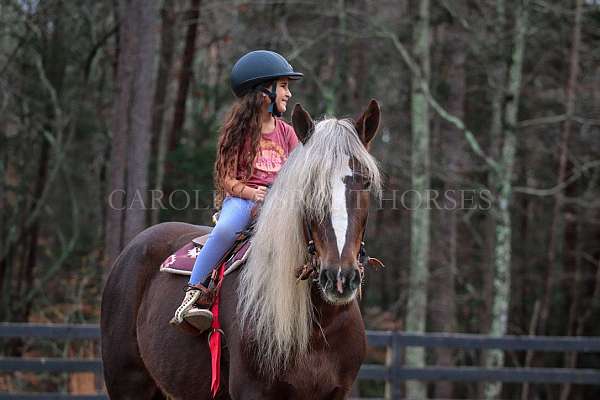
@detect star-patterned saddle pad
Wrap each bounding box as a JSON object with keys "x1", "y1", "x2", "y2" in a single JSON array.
[{"x1": 160, "y1": 235, "x2": 251, "y2": 276}]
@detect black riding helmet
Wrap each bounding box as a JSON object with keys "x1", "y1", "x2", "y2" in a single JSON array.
[{"x1": 230, "y1": 50, "x2": 303, "y2": 116}]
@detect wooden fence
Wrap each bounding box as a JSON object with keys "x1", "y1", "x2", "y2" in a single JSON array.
[
  {"x1": 364, "y1": 331, "x2": 600, "y2": 399},
  {"x1": 1, "y1": 323, "x2": 600, "y2": 399}
]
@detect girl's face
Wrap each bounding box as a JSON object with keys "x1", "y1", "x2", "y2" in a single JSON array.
[{"x1": 274, "y1": 78, "x2": 292, "y2": 113}]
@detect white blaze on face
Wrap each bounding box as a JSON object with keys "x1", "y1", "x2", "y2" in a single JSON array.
[{"x1": 330, "y1": 159, "x2": 352, "y2": 258}]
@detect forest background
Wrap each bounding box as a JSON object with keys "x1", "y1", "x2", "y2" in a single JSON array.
[{"x1": 1, "y1": 0, "x2": 600, "y2": 399}]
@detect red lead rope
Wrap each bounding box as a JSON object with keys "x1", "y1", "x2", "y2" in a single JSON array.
[{"x1": 209, "y1": 262, "x2": 226, "y2": 398}]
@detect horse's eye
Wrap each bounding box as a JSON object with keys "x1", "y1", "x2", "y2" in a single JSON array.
[{"x1": 347, "y1": 173, "x2": 371, "y2": 190}]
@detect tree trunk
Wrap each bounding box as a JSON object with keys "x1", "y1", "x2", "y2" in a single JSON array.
[
  {"x1": 167, "y1": 0, "x2": 201, "y2": 152},
  {"x1": 13, "y1": 7, "x2": 66, "y2": 324},
  {"x1": 105, "y1": 0, "x2": 133, "y2": 269},
  {"x1": 19, "y1": 138, "x2": 50, "y2": 321},
  {"x1": 482, "y1": 0, "x2": 507, "y2": 346},
  {"x1": 105, "y1": 0, "x2": 158, "y2": 268},
  {"x1": 123, "y1": 0, "x2": 159, "y2": 243},
  {"x1": 483, "y1": 1, "x2": 529, "y2": 398},
  {"x1": 9, "y1": 138, "x2": 49, "y2": 325},
  {"x1": 405, "y1": 0, "x2": 430, "y2": 398},
  {"x1": 595, "y1": 65, "x2": 600, "y2": 117},
  {"x1": 538, "y1": 0, "x2": 582, "y2": 340},
  {"x1": 0, "y1": 128, "x2": 5, "y2": 314},
  {"x1": 519, "y1": 153, "x2": 540, "y2": 400},
  {"x1": 332, "y1": 0, "x2": 348, "y2": 114},
  {"x1": 560, "y1": 215, "x2": 581, "y2": 400},
  {"x1": 430, "y1": 19, "x2": 466, "y2": 400},
  {"x1": 481, "y1": 1, "x2": 507, "y2": 394},
  {"x1": 557, "y1": 1, "x2": 583, "y2": 398},
  {"x1": 151, "y1": 0, "x2": 176, "y2": 225}
]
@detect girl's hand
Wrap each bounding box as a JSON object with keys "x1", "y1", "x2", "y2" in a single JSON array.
[{"x1": 252, "y1": 186, "x2": 268, "y2": 202}]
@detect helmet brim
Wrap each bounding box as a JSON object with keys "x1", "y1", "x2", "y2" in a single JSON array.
[{"x1": 234, "y1": 72, "x2": 303, "y2": 97}]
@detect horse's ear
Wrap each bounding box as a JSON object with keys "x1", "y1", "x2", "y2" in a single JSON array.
[
  {"x1": 292, "y1": 103, "x2": 314, "y2": 144},
  {"x1": 355, "y1": 99, "x2": 381, "y2": 149}
]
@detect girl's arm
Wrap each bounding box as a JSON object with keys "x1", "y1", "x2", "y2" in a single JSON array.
[{"x1": 222, "y1": 176, "x2": 259, "y2": 201}]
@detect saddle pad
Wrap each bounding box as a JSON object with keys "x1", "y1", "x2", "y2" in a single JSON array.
[{"x1": 160, "y1": 239, "x2": 251, "y2": 276}]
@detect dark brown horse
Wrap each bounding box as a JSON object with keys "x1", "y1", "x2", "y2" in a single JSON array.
[{"x1": 101, "y1": 100, "x2": 382, "y2": 400}]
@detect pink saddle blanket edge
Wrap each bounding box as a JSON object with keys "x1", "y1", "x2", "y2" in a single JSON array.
[{"x1": 160, "y1": 240, "x2": 251, "y2": 276}]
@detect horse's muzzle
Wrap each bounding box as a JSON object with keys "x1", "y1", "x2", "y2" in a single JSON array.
[{"x1": 319, "y1": 266, "x2": 360, "y2": 304}]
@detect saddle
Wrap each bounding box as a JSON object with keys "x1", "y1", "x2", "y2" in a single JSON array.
[{"x1": 160, "y1": 220, "x2": 255, "y2": 278}]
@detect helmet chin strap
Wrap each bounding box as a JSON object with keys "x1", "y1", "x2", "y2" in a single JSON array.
[{"x1": 261, "y1": 81, "x2": 282, "y2": 117}]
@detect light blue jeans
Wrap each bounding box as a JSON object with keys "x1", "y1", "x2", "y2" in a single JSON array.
[{"x1": 189, "y1": 196, "x2": 255, "y2": 285}]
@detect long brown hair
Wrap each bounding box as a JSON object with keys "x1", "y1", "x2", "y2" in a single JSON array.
[{"x1": 214, "y1": 89, "x2": 266, "y2": 208}]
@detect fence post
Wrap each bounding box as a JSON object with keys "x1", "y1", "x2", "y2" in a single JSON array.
[{"x1": 385, "y1": 331, "x2": 402, "y2": 400}]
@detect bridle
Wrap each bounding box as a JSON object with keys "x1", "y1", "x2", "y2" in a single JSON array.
[
  {"x1": 294, "y1": 170, "x2": 384, "y2": 285},
  {"x1": 295, "y1": 213, "x2": 383, "y2": 288}
]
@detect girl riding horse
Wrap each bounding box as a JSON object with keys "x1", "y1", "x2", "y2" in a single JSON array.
[
  {"x1": 100, "y1": 101, "x2": 380, "y2": 400},
  {"x1": 101, "y1": 100, "x2": 383, "y2": 399},
  {"x1": 170, "y1": 50, "x2": 303, "y2": 333}
]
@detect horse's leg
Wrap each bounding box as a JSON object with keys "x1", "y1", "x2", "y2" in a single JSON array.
[
  {"x1": 136, "y1": 272, "x2": 218, "y2": 400},
  {"x1": 220, "y1": 271, "x2": 365, "y2": 400},
  {"x1": 218, "y1": 275, "x2": 295, "y2": 400},
  {"x1": 101, "y1": 235, "x2": 167, "y2": 400},
  {"x1": 101, "y1": 222, "x2": 209, "y2": 400}
]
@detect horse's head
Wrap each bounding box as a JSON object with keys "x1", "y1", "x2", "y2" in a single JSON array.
[{"x1": 292, "y1": 100, "x2": 381, "y2": 305}]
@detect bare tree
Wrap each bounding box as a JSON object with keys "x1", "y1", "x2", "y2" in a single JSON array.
[
  {"x1": 539, "y1": 0, "x2": 583, "y2": 340},
  {"x1": 104, "y1": 0, "x2": 158, "y2": 268},
  {"x1": 430, "y1": 13, "x2": 467, "y2": 399},
  {"x1": 168, "y1": 0, "x2": 201, "y2": 153},
  {"x1": 483, "y1": 1, "x2": 530, "y2": 398},
  {"x1": 557, "y1": 1, "x2": 583, "y2": 399},
  {"x1": 151, "y1": 0, "x2": 176, "y2": 225},
  {"x1": 405, "y1": 0, "x2": 431, "y2": 398}
]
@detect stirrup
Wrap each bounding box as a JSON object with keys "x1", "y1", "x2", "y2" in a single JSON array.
[
  {"x1": 170, "y1": 286, "x2": 214, "y2": 333},
  {"x1": 183, "y1": 307, "x2": 213, "y2": 333}
]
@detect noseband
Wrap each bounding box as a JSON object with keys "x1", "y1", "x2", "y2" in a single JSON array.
[{"x1": 295, "y1": 218, "x2": 384, "y2": 286}]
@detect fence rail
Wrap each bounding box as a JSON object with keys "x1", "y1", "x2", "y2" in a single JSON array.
[
  {"x1": 1, "y1": 323, "x2": 600, "y2": 399},
  {"x1": 0, "y1": 396, "x2": 106, "y2": 400}
]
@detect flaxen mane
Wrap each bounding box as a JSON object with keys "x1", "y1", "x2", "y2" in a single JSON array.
[{"x1": 237, "y1": 118, "x2": 381, "y2": 376}]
